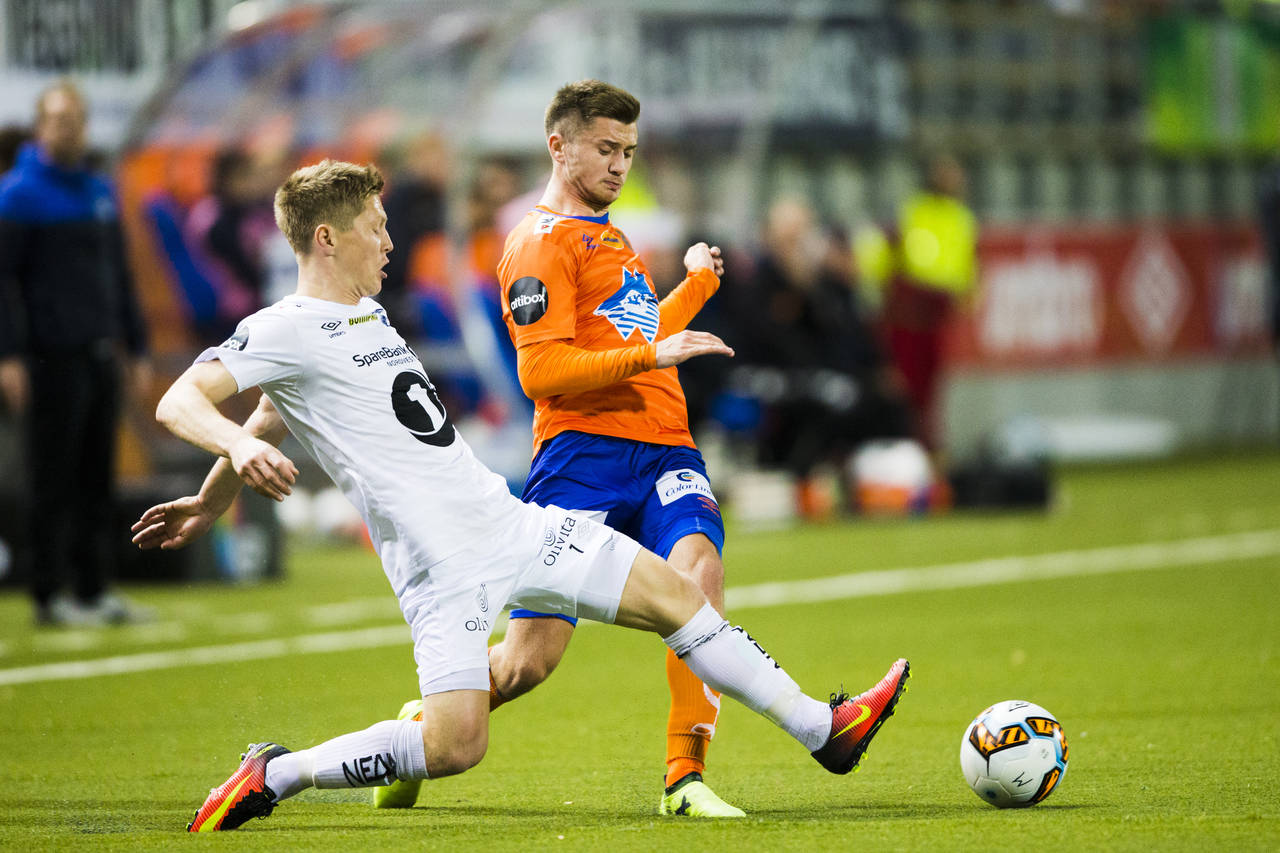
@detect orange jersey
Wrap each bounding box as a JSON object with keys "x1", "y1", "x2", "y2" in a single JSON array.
[{"x1": 499, "y1": 205, "x2": 701, "y2": 454}]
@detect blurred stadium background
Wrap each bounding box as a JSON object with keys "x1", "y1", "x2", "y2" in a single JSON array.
[
  {"x1": 1, "y1": 1, "x2": 1277, "y2": 564},
  {"x1": 0, "y1": 0, "x2": 1274, "y2": 570},
  {"x1": 1, "y1": 1, "x2": 1279, "y2": 847}
]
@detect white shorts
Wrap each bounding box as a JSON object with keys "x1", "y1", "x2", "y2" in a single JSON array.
[{"x1": 398, "y1": 505, "x2": 640, "y2": 697}]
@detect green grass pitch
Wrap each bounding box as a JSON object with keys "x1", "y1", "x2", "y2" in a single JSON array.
[{"x1": 0, "y1": 450, "x2": 1277, "y2": 850}]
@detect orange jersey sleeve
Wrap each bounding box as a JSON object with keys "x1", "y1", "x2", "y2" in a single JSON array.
[
  {"x1": 658, "y1": 267, "x2": 720, "y2": 334},
  {"x1": 498, "y1": 207, "x2": 695, "y2": 454},
  {"x1": 516, "y1": 338, "x2": 657, "y2": 400},
  {"x1": 498, "y1": 215, "x2": 580, "y2": 346}
]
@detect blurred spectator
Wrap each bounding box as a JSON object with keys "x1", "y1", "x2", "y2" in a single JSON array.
[
  {"x1": 143, "y1": 181, "x2": 224, "y2": 344},
  {"x1": 0, "y1": 79, "x2": 151, "y2": 626},
  {"x1": 868, "y1": 154, "x2": 979, "y2": 450},
  {"x1": 722, "y1": 197, "x2": 912, "y2": 505},
  {"x1": 465, "y1": 157, "x2": 524, "y2": 283},
  {"x1": 1260, "y1": 155, "x2": 1280, "y2": 357},
  {"x1": 185, "y1": 147, "x2": 279, "y2": 320},
  {"x1": 252, "y1": 146, "x2": 301, "y2": 306},
  {"x1": 381, "y1": 131, "x2": 449, "y2": 330},
  {"x1": 406, "y1": 156, "x2": 527, "y2": 419}
]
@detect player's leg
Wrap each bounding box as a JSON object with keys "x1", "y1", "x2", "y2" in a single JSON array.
[
  {"x1": 191, "y1": 577, "x2": 504, "y2": 830},
  {"x1": 513, "y1": 507, "x2": 874, "y2": 762},
  {"x1": 612, "y1": 547, "x2": 909, "y2": 776},
  {"x1": 485, "y1": 431, "x2": 627, "y2": 700},
  {"x1": 667, "y1": 532, "x2": 725, "y2": 611},
  {"x1": 637, "y1": 446, "x2": 737, "y2": 815},
  {"x1": 277, "y1": 689, "x2": 489, "y2": 790},
  {"x1": 188, "y1": 690, "x2": 488, "y2": 832},
  {"x1": 370, "y1": 696, "x2": 433, "y2": 809},
  {"x1": 372, "y1": 633, "x2": 552, "y2": 809},
  {"x1": 490, "y1": 612, "x2": 576, "y2": 699},
  {"x1": 658, "y1": 533, "x2": 740, "y2": 816}
]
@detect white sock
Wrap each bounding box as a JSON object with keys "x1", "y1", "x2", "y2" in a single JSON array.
[
  {"x1": 264, "y1": 719, "x2": 428, "y2": 801},
  {"x1": 664, "y1": 603, "x2": 832, "y2": 752}
]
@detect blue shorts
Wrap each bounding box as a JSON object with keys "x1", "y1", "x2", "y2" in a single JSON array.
[{"x1": 510, "y1": 431, "x2": 725, "y2": 625}]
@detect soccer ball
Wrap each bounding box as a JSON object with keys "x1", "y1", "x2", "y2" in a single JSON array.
[{"x1": 959, "y1": 700, "x2": 1069, "y2": 808}]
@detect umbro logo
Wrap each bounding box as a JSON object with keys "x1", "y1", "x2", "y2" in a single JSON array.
[{"x1": 321, "y1": 320, "x2": 341, "y2": 331}]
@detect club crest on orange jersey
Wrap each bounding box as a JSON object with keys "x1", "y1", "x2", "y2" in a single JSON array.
[
  {"x1": 600, "y1": 230, "x2": 626, "y2": 249},
  {"x1": 593, "y1": 268, "x2": 659, "y2": 343}
]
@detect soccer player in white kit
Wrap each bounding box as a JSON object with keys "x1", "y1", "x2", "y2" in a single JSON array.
[{"x1": 132, "y1": 161, "x2": 909, "y2": 832}]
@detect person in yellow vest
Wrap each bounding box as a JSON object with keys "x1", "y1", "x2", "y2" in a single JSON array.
[{"x1": 859, "y1": 154, "x2": 977, "y2": 449}]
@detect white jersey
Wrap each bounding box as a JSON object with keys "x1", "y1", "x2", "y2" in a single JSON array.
[{"x1": 199, "y1": 295, "x2": 541, "y2": 599}]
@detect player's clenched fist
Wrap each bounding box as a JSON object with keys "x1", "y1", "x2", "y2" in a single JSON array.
[{"x1": 684, "y1": 242, "x2": 725, "y2": 277}]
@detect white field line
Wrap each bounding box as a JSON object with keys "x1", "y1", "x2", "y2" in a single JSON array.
[
  {"x1": 1, "y1": 529, "x2": 1277, "y2": 688},
  {"x1": 0, "y1": 626, "x2": 410, "y2": 687},
  {"x1": 724, "y1": 529, "x2": 1280, "y2": 609},
  {"x1": 306, "y1": 596, "x2": 402, "y2": 626}
]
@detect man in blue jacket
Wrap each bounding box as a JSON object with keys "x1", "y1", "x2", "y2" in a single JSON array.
[{"x1": 0, "y1": 79, "x2": 150, "y2": 625}]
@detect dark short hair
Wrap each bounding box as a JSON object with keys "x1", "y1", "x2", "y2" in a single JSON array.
[
  {"x1": 544, "y1": 79, "x2": 640, "y2": 139},
  {"x1": 273, "y1": 160, "x2": 385, "y2": 255}
]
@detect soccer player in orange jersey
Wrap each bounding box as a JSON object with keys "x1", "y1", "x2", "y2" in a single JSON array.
[
  {"x1": 493, "y1": 79, "x2": 742, "y2": 817},
  {"x1": 375, "y1": 78, "x2": 741, "y2": 816},
  {"x1": 373, "y1": 80, "x2": 907, "y2": 817},
  {"x1": 135, "y1": 160, "x2": 910, "y2": 833}
]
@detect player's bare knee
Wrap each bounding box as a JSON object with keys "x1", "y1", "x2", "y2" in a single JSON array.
[
  {"x1": 668, "y1": 537, "x2": 726, "y2": 608},
  {"x1": 427, "y1": 742, "x2": 487, "y2": 777},
  {"x1": 495, "y1": 618, "x2": 571, "y2": 697},
  {"x1": 504, "y1": 651, "x2": 559, "y2": 697},
  {"x1": 659, "y1": 568, "x2": 708, "y2": 629},
  {"x1": 687, "y1": 555, "x2": 724, "y2": 598},
  {"x1": 675, "y1": 568, "x2": 707, "y2": 607},
  {"x1": 422, "y1": 724, "x2": 488, "y2": 777}
]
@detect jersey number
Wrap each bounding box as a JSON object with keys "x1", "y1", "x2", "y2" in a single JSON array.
[{"x1": 391, "y1": 370, "x2": 455, "y2": 448}]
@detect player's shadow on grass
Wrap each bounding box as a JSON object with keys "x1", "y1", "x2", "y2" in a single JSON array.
[
  {"x1": 402, "y1": 804, "x2": 611, "y2": 819},
  {"x1": 746, "y1": 802, "x2": 1088, "y2": 820},
  {"x1": 3, "y1": 800, "x2": 200, "y2": 834}
]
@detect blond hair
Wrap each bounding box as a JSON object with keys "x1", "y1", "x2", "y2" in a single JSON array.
[
  {"x1": 35, "y1": 77, "x2": 86, "y2": 122},
  {"x1": 273, "y1": 160, "x2": 385, "y2": 255}
]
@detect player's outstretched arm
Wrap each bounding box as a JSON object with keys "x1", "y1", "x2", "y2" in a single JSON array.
[
  {"x1": 155, "y1": 360, "x2": 298, "y2": 501},
  {"x1": 654, "y1": 329, "x2": 734, "y2": 368},
  {"x1": 517, "y1": 331, "x2": 733, "y2": 399},
  {"x1": 132, "y1": 393, "x2": 291, "y2": 550},
  {"x1": 131, "y1": 495, "x2": 216, "y2": 550}
]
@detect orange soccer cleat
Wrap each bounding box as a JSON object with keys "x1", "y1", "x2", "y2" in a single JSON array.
[
  {"x1": 187, "y1": 742, "x2": 291, "y2": 832},
  {"x1": 811, "y1": 659, "x2": 910, "y2": 775}
]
